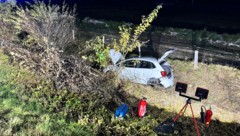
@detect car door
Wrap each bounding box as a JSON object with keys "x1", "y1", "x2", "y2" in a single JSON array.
[
  {"x1": 118, "y1": 60, "x2": 137, "y2": 82},
  {"x1": 134, "y1": 60, "x2": 156, "y2": 84}
]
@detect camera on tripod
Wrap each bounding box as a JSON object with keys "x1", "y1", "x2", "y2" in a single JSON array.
[{"x1": 175, "y1": 82, "x2": 209, "y2": 101}]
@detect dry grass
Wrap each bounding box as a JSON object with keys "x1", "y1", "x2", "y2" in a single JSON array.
[{"x1": 123, "y1": 60, "x2": 240, "y2": 123}]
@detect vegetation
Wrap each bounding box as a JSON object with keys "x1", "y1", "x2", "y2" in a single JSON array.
[
  {"x1": 80, "y1": 19, "x2": 240, "y2": 49},
  {"x1": 158, "y1": 27, "x2": 240, "y2": 47},
  {"x1": 4, "y1": 0, "x2": 76, "y2": 49},
  {"x1": 0, "y1": 1, "x2": 164, "y2": 135},
  {"x1": 1, "y1": 45, "x2": 240, "y2": 135},
  {"x1": 83, "y1": 5, "x2": 162, "y2": 67},
  {"x1": 0, "y1": 51, "x2": 97, "y2": 135},
  {"x1": 0, "y1": 1, "x2": 239, "y2": 136}
]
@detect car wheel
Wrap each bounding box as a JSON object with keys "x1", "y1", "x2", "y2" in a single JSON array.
[{"x1": 147, "y1": 78, "x2": 159, "y2": 88}]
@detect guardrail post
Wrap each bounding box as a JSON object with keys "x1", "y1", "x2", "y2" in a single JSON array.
[{"x1": 194, "y1": 50, "x2": 199, "y2": 69}]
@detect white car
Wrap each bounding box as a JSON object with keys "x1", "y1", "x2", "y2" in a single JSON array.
[{"x1": 104, "y1": 49, "x2": 175, "y2": 88}]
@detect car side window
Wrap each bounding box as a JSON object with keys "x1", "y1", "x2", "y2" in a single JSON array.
[
  {"x1": 123, "y1": 60, "x2": 136, "y2": 68},
  {"x1": 139, "y1": 61, "x2": 156, "y2": 69}
]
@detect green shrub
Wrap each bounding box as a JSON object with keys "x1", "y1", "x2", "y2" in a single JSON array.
[{"x1": 84, "y1": 5, "x2": 162, "y2": 67}]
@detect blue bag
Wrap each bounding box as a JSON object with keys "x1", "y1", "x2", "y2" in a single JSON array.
[{"x1": 115, "y1": 104, "x2": 128, "y2": 118}]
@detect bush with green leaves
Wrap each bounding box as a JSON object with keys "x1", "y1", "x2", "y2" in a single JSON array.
[
  {"x1": 83, "y1": 36, "x2": 110, "y2": 67},
  {"x1": 85, "y1": 5, "x2": 162, "y2": 67},
  {"x1": 0, "y1": 50, "x2": 159, "y2": 135},
  {"x1": 0, "y1": 50, "x2": 101, "y2": 135}
]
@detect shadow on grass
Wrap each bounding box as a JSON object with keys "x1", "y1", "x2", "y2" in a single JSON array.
[{"x1": 105, "y1": 90, "x2": 240, "y2": 135}]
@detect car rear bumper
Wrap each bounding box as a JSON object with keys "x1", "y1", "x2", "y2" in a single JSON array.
[{"x1": 159, "y1": 73, "x2": 174, "y2": 88}]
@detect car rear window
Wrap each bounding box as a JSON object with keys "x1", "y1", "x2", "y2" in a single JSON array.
[
  {"x1": 138, "y1": 61, "x2": 156, "y2": 69},
  {"x1": 123, "y1": 60, "x2": 155, "y2": 69}
]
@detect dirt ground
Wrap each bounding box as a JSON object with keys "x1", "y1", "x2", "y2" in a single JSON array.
[{"x1": 123, "y1": 60, "x2": 240, "y2": 123}]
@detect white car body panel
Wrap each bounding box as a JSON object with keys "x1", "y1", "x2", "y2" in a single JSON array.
[
  {"x1": 133, "y1": 67, "x2": 154, "y2": 84},
  {"x1": 119, "y1": 67, "x2": 136, "y2": 81},
  {"x1": 105, "y1": 49, "x2": 175, "y2": 88}
]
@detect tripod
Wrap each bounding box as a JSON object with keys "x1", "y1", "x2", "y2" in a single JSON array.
[
  {"x1": 154, "y1": 98, "x2": 201, "y2": 136},
  {"x1": 155, "y1": 82, "x2": 208, "y2": 135},
  {"x1": 173, "y1": 98, "x2": 200, "y2": 136}
]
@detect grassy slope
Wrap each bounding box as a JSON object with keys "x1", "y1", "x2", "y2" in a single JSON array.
[
  {"x1": 0, "y1": 51, "x2": 94, "y2": 135},
  {"x1": 78, "y1": 23, "x2": 240, "y2": 120},
  {"x1": 124, "y1": 60, "x2": 240, "y2": 123},
  {"x1": 107, "y1": 59, "x2": 240, "y2": 135},
  {"x1": 1, "y1": 50, "x2": 239, "y2": 135},
  {"x1": 0, "y1": 50, "x2": 164, "y2": 135}
]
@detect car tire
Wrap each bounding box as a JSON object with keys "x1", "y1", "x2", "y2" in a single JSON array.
[{"x1": 147, "y1": 78, "x2": 159, "y2": 88}]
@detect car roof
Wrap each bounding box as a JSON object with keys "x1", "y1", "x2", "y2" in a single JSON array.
[
  {"x1": 126, "y1": 57, "x2": 158, "y2": 62},
  {"x1": 126, "y1": 47, "x2": 159, "y2": 58}
]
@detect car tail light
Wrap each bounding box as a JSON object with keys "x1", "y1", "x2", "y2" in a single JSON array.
[{"x1": 161, "y1": 71, "x2": 167, "y2": 77}]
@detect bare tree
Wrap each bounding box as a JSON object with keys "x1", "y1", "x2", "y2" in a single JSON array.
[{"x1": 9, "y1": 1, "x2": 76, "y2": 50}]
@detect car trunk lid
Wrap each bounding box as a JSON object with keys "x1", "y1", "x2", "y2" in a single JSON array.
[{"x1": 158, "y1": 49, "x2": 176, "y2": 63}]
